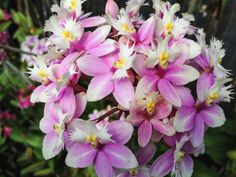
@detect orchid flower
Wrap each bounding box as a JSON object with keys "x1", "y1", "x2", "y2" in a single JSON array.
[
  {"x1": 40, "y1": 103, "x2": 70, "y2": 159},
  {"x1": 27, "y1": 0, "x2": 233, "y2": 176},
  {"x1": 66, "y1": 119, "x2": 138, "y2": 177},
  {"x1": 44, "y1": 16, "x2": 84, "y2": 49},
  {"x1": 128, "y1": 78, "x2": 174, "y2": 147},
  {"x1": 116, "y1": 143, "x2": 156, "y2": 177},
  {"x1": 151, "y1": 136, "x2": 198, "y2": 177},
  {"x1": 173, "y1": 83, "x2": 230, "y2": 147}
]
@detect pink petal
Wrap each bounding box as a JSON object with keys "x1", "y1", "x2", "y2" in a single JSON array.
[
  {"x1": 30, "y1": 85, "x2": 46, "y2": 103},
  {"x1": 136, "y1": 143, "x2": 156, "y2": 165},
  {"x1": 182, "y1": 39, "x2": 201, "y2": 59},
  {"x1": 77, "y1": 55, "x2": 111, "y2": 76},
  {"x1": 173, "y1": 106, "x2": 196, "y2": 132},
  {"x1": 158, "y1": 79, "x2": 181, "y2": 107},
  {"x1": 154, "y1": 100, "x2": 172, "y2": 119},
  {"x1": 165, "y1": 65, "x2": 200, "y2": 86},
  {"x1": 105, "y1": 0, "x2": 119, "y2": 18},
  {"x1": 129, "y1": 101, "x2": 145, "y2": 126},
  {"x1": 61, "y1": 52, "x2": 80, "y2": 66},
  {"x1": 199, "y1": 104, "x2": 226, "y2": 127},
  {"x1": 108, "y1": 120, "x2": 133, "y2": 144},
  {"x1": 87, "y1": 39, "x2": 116, "y2": 57},
  {"x1": 84, "y1": 25, "x2": 111, "y2": 49},
  {"x1": 138, "y1": 16, "x2": 155, "y2": 44},
  {"x1": 151, "y1": 119, "x2": 175, "y2": 136},
  {"x1": 81, "y1": 16, "x2": 106, "y2": 28},
  {"x1": 138, "y1": 120, "x2": 152, "y2": 147},
  {"x1": 133, "y1": 54, "x2": 156, "y2": 76},
  {"x1": 197, "y1": 72, "x2": 213, "y2": 101},
  {"x1": 103, "y1": 143, "x2": 138, "y2": 169},
  {"x1": 65, "y1": 143, "x2": 97, "y2": 168},
  {"x1": 94, "y1": 151, "x2": 113, "y2": 177},
  {"x1": 113, "y1": 78, "x2": 134, "y2": 109},
  {"x1": 59, "y1": 87, "x2": 76, "y2": 121},
  {"x1": 87, "y1": 73, "x2": 114, "y2": 101},
  {"x1": 42, "y1": 132, "x2": 63, "y2": 160},
  {"x1": 151, "y1": 150, "x2": 174, "y2": 177},
  {"x1": 39, "y1": 116, "x2": 57, "y2": 134},
  {"x1": 190, "y1": 116, "x2": 205, "y2": 148},
  {"x1": 74, "y1": 92, "x2": 87, "y2": 118},
  {"x1": 179, "y1": 155, "x2": 194, "y2": 177},
  {"x1": 175, "y1": 86, "x2": 195, "y2": 107},
  {"x1": 136, "y1": 75, "x2": 158, "y2": 96}
]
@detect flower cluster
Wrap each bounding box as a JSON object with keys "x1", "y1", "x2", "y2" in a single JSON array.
[
  {"x1": 0, "y1": 10, "x2": 11, "y2": 63},
  {"x1": 0, "y1": 31, "x2": 9, "y2": 64},
  {"x1": 17, "y1": 84, "x2": 36, "y2": 109},
  {"x1": 28, "y1": 0, "x2": 233, "y2": 177},
  {"x1": 21, "y1": 35, "x2": 48, "y2": 66},
  {"x1": 0, "y1": 111, "x2": 16, "y2": 138}
]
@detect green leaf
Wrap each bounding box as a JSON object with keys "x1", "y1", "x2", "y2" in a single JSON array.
[
  {"x1": 205, "y1": 129, "x2": 236, "y2": 164},
  {"x1": 0, "y1": 21, "x2": 11, "y2": 32},
  {"x1": 10, "y1": 126, "x2": 26, "y2": 144},
  {"x1": 192, "y1": 160, "x2": 218, "y2": 177},
  {"x1": 20, "y1": 161, "x2": 46, "y2": 176},
  {"x1": 33, "y1": 168, "x2": 52, "y2": 176},
  {"x1": 17, "y1": 147, "x2": 33, "y2": 162},
  {"x1": 227, "y1": 150, "x2": 236, "y2": 160},
  {"x1": 25, "y1": 133, "x2": 43, "y2": 149},
  {"x1": 0, "y1": 9, "x2": 4, "y2": 20}
]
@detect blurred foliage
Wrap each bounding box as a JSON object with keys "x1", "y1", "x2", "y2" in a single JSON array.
[{"x1": 0, "y1": 0, "x2": 236, "y2": 177}]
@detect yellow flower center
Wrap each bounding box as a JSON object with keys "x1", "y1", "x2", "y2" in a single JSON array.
[
  {"x1": 165, "y1": 22, "x2": 174, "y2": 34},
  {"x1": 206, "y1": 92, "x2": 219, "y2": 106},
  {"x1": 62, "y1": 30, "x2": 74, "y2": 41},
  {"x1": 69, "y1": 0, "x2": 78, "y2": 10},
  {"x1": 218, "y1": 58, "x2": 222, "y2": 64},
  {"x1": 159, "y1": 51, "x2": 169, "y2": 68},
  {"x1": 53, "y1": 123, "x2": 62, "y2": 133},
  {"x1": 129, "y1": 168, "x2": 138, "y2": 176},
  {"x1": 114, "y1": 58, "x2": 125, "y2": 69},
  {"x1": 37, "y1": 69, "x2": 48, "y2": 82},
  {"x1": 86, "y1": 134, "x2": 98, "y2": 148},
  {"x1": 121, "y1": 23, "x2": 135, "y2": 33},
  {"x1": 176, "y1": 151, "x2": 185, "y2": 163},
  {"x1": 146, "y1": 101, "x2": 156, "y2": 115}
]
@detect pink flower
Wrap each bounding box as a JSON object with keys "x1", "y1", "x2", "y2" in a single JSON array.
[
  {"x1": 105, "y1": 0, "x2": 119, "y2": 19},
  {"x1": 128, "y1": 79, "x2": 174, "y2": 147},
  {"x1": 66, "y1": 119, "x2": 138, "y2": 177},
  {"x1": 3, "y1": 127, "x2": 12, "y2": 137}
]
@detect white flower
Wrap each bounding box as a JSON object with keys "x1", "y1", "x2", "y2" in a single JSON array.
[
  {"x1": 126, "y1": 0, "x2": 148, "y2": 17},
  {"x1": 145, "y1": 38, "x2": 180, "y2": 68},
  {"x1": 155, "y1": 2, "x2": 189, "y2": 38},
  {"x1": 206, "y1": 78, "x2": 234, "y2": 105},
  {"x1": 112, "y1": 41, "x2": 136, "y2": 79},
  {"x1": 44, "y1": 16, "x2": 84, "y2": 49},
  {"x1": 68, "y1": 119, "x2": 112, "y2": 147},
  {"x1": 28, "y1": 56, "x2": 51, "y2": 83},
  {"x1": 62, "y1": 0, "x2": 85, "y2": 14},
  {"x1": 108, "y1": 9, "x2": 136, "y2": 36},
  {"x1": 209, "y1": 38, "x2": 230, "y2": 78}
]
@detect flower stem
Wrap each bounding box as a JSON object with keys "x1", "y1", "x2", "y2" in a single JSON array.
[
  {"x1": 94, "y1": 107, "x2": 120, "y2": 122},
  {"x1": 0, "y1": 44, "x2": 37, "y2": 56}
]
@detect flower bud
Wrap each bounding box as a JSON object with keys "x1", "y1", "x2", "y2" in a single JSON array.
[{"x1": 105, "y1": 0, "x2": 119, "y2": 19}]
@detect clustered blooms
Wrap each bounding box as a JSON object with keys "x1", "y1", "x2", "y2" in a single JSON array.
[
  {"x1": 21, "y1": 35, "x2": 48, "y2": 66},
  {"x1": 0, "y1": 10, "x2": 11, "y2": 64},
  {"x1": 28, "y1": 0, "x2": 233, "y2": 177},
  {"x1": 0, "y1": 111, "x2": 16, "y2": 137},
  {"x1": 17, "y1": 84, "x2": 36, "y2": 109},
  {"x1": 0, "y1": 32, "x2": 9, "y2": 63}
]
